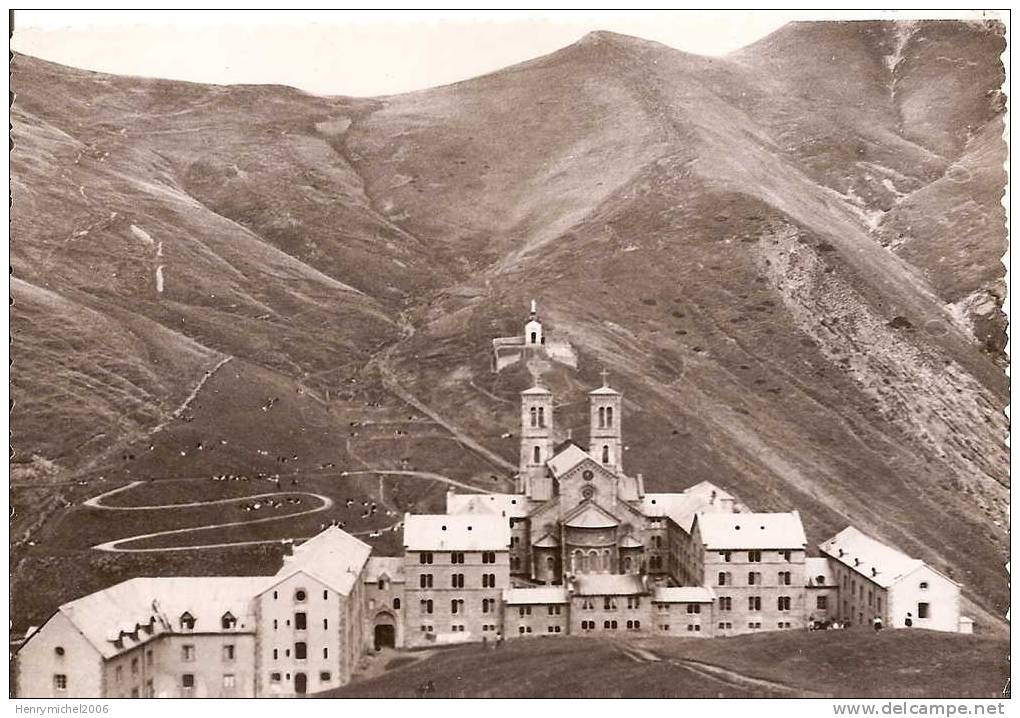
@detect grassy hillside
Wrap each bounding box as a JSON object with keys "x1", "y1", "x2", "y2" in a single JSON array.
[
  {"x1": 10, "y1": 20, "x2": 1008, "y2": 634},
  {"x1": 327, "y1": 629, "x2": 1008, "y2": 698}
]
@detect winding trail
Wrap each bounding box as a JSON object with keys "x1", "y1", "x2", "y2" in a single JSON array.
[
  {"x1": 81, "y1": 464, "x2": 494, "y2": 553},
  {"x1": 86, "y1": 481, "x2": 334, "y2": 553}
]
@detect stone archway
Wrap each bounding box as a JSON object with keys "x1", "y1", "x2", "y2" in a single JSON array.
[{"x1": 373, "y1": 611, "x2": 397, "y2": 650}]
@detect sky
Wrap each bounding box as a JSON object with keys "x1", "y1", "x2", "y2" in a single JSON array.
[{"x1": 10, "y1": 9, "x2": 999, "y2": 97}]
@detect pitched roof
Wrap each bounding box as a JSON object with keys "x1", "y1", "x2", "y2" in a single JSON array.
[
  {"x1": 818, "y1": 526, "x2": 938, "y2": 589},
  {"x1": 270, "y1": 526, "x2": 372, "y2": 596},
  {"x1": 563, "y1": 501, "x2": 619, "y2": 529},
  {"x1": 619, "y1": 534, "x2": 644, "y2": 549},
  {"x1": 403, "y1": 513, "x2": 510, "y2": 551},
  {"x1": 641, "y1": 482, "x2": 736, "y2": 531},
  {"x1": 695, "y1": 511, "x2": 807, "y2": 550},
  {"x1": 503, "y1": 587, "x2": 569, "y2": 605},
  {"x1": 446, "y1": 492, "x2": 529, "y2": 519},
  {"x1": 589, "y1": 385, "x2": 621, "y2": 396},
  {"x1": 363, "y1": 557, "x2": 406, "y2": 584},
  {"x1": 571, "y1": 574, "x2": 646, "y2": 596},
  {"x1": 521, "y1": 385, "x2": 552, "y2": 395},
  {"x1": 546, "y1": 444, "x2": 592, "y2": 478},
  {"x1": 805, "y1": 557, "x2": 837, "y2": 587},
  {"x1": 57, "y1": 576, "x2": 264, "y2": 659},
  {"x1": 531, "y1": 532, "x2": 560, "y2": 548},
  {"x1": 653, "y1": 586, "x2": 717, "y2": 603}
]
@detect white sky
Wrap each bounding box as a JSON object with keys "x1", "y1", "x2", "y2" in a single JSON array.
[{"x1": 10, "y1": 9, "x2": 1002, "y2": 97}]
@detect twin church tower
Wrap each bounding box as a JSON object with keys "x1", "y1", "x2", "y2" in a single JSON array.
[{"x1": 517, "y1": 306, "x2": 623, "y2": 498}]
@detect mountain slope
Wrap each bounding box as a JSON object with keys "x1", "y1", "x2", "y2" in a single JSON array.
[{"x1": 10, "y1": 20, "x2": 1008, "y2": 627}]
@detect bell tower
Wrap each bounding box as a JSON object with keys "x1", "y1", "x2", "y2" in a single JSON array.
[
  {"x1": 524, "y1": 299, "x2": 544, "y2": 347},
  {"x1": 588, "y1": 370, "x2": 623, "y2": 475},
  {"x1": 520, "y1": 383, "x2": 554, "y2": 499}
]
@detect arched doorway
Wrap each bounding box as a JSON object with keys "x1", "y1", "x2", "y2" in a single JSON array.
[
  {"x1": 294, "y1": 673, "x2": 307, "y2": 695},
  {"x1": 374, "y1": 612, "x2": 397, "y2": 650}
]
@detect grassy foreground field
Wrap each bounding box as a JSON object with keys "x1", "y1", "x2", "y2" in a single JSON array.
[{"x1": 326, "y1": 629, "x2": 1009, "y2": 699}]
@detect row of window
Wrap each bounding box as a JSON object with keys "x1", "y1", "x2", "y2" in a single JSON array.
[
  {"x1": 518, "y1": 625, "x2": 563, "y2": 634},
  {"x1": 271, "y1": 613, "x2": 330, "y2": 632},
  {"x1": 576, "y1": 597, "x2": 641, "y2": 611},
  {"x1": 718, "y1": 550, "x2": 794, "y2": 563},
  {"x1": 711, "y1": 596, "x2": 795, "y2": 611},
  {"x1": 717, "y1": 571, "x2": 794, "y2": 586},
  {"x1": 270, "y1": 643, "x2": 327, "y2": 660},
  {"x1": 418, "y1": 551, "x2": 499, "y2": 565},
  {"x1": 418, "y1": 573, "x2": 498, "y2": 588},
  {"x1": 578, "y1": 620, "x2": 642, "y2": 630},
  {"x1": 516, "y1": 605, "x2": 562, "y2": 616},
  {"x1": 418, "y1": 598, "x2": 500, "y2": 614},
  {"x1": 268, "y1": 671, "x2": 331, "y2": 683},
  {"x1": 178, "y1": 644, "x2": 237, "y2": 663},
  {"x1": 270, "y1": 589, "x2": 328, "y2": 602}
]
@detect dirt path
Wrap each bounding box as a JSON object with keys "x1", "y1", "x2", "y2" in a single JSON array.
[
  {"x1": 368, "y1": 313, "x2": 517, "y2": 475},
  {"x1": 80, "y1": 461, "x2": 494, "y2": 552},
  {"x1": 86, "y1": 480, "x2": 335, "y2": 553}
]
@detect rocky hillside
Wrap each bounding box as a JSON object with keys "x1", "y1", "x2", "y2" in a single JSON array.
[{"x1": 11, "y1": 20, "x2": 1008, "y2": 622}]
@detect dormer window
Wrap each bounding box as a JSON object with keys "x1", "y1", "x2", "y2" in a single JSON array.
[
  {"x1": 179, "y1": 612, "x2": 196, "y2": 631},
  {"x1": 221, "y1": 612, "x2": 237, "y2": 630}
]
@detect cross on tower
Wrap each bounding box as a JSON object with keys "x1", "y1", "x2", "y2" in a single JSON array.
[{"x1": 600, "y1": 368, "x2": 609, "y2": 387}]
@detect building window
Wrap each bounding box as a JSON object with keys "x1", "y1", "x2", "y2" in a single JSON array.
[
  {"x1": 420, "y1": 552, "x2": 434, "y2": 565},
  {"x1": 320, "y1": 672, "x2": 332, "y2": 682},
  {"x1": 686, "y1": 604, "x2": 701, "y2": 614},
  {"x1": 606, "y1": 407, "x2": 614, "y2": 427},
  {"x1": 530, "y1": 406, "x2": 538, "y2": 427},
  {"x1": 717, "y1": 572, "x2": 730, "y2": 586},
  {"x1": 295, "y1": 612, "x2": 307, "y2": 630},
  {"x1": 323, "y1": 618, "x2": 329, "y2": 630},
  {"x1": 778, "y1": 596, "x2": 791, "y2": 611},
  {"x1": 452, "y1": 573, "x2": 465, "y2": 588},
  {"x1": 482, "y1": 573, "x2": 496, "y2": 588},
  {"x1": 54, "y1": 646, "x2": 64, "y2": 657},
  {"x1": 601, "y1": 445, "x2": 610, "y2": 464},
  {"x1": 223, "y1": 644, "x2": 235, "y2": 662},
  {"x1": 748, "y1": 550, "x2": 762, "y2": 563},
  {"x1": 323, "y1": 590, "x2": 329, "y2": 600},
  {"x1": 918, "y1": 602, "x2": 930, "y2": 619},
  {"x1": 145, "y1": 680, "x2": 154, "y2": 698},
  {"x1": 223, "y1": 674, "x2": 236, "y2": 689},
  {"x1": 420, "y1": 574, "x2": 433, "y2": 588},
  {"x1": 273, "y1": 591, "x2": 278, "y2": 600},
  {"x1": 518, "y1": 606, "x2": 532, "y2": 616},
  {"x1": 779, "y1": 571, "x2": 792, "y2": 586},
  {"x1": 221, "y1": 612, "x2": 237, "y2": 630},
  {"x1": 295, "y1": 642, "x2": 307, "y2": 660},
  {"x1": 538, "y1": 407, "x2": 546, "y2": 427},
  {"x1": 273, "y1": 649, "x2": 279, "y2": 660},
  {"x1": 534, "y1": 446, "x2": 542, "y2": 464},
  {"x1": 179, "y1": 612, "x2": 196, "y2": 631},
  {"x1": 748, "y1": 596, "x2": 761, "y2": 611},
  {"x1": 816, "y1": 596, "x2": 828, "y2": 610},
  {"x1": 323, "y1": 647, "x2": 329, "y2": 659},
  {"x1": 393, "y1": 597, "x2": 401, "y2": 610},
  {"x1": 294, "y1": 589, "x2": 307, "y2": 602},
  {"x1": 919, "y1": 581, "x2": 929, "y2": 590},
  {"x1": 782, "y1": 550, "x2": 792, "y2": 561},
  {"x1": 422, "y1": 599, "x2": 434, "y2": 614},
  {"x1": 451, "y1": 599, "x2": 464, "y2": 614},
  {"x1": 748, "y1": 571, "x2": 761, "y2": 585},
  {"x1": 131, "y1": 657, "x2": 139, "y2": 675},
  {"x1": 451, "y1": 552, "x2": 465, "y2": 564},
  {"x1": 378, "y1": 578, "x2": 386, "y2": 590},
  {"x1": 182, "y1": 645, "x2": 195, "y2": 662},
  {"x1": 270, "y1": 673, "x2": 282, "y2": 683},
  {"x1": 181, "y1": 674, "x2": 195, "y2": 693}
]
